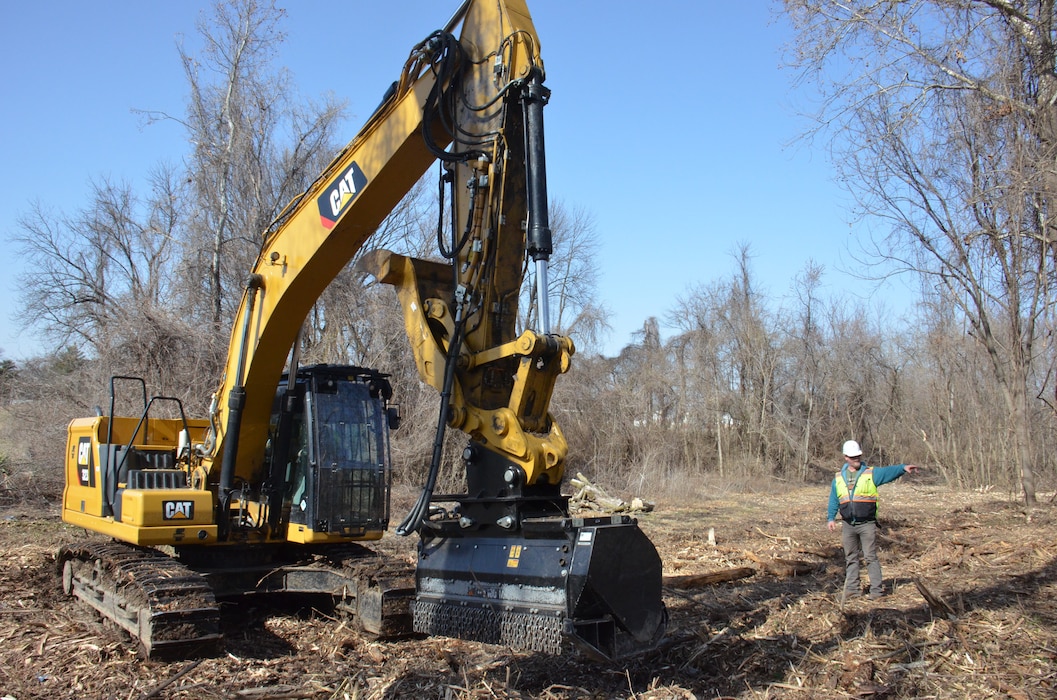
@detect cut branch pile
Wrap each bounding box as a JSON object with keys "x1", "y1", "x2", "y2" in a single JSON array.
[{"x1": 568, "y1": 472, "x2": 654, "y2": 513}]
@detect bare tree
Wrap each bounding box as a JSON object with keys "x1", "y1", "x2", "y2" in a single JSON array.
[
  {"x1": 783, "y1": 0, "x2": 1056, "y2": 505},
  {"x1": 13, "y1": 0, "x2": 351, "y2": 412},
  {"x1": 662, "y1": 247, "x2": 782, "y2": 476},
  {"x1": 15, "y1": 169, "x2": 187, "y2": 361},
  {"x1": 668, "y1": 284, "x2": 736, "y2": 478},
  {"x1": 903, "y1": 293, "x2": 1013, "y2": 487},
  {"x1": 778, "y1": 262, "x2": 829, "y2": 479},
  {"x1": 139, "y1": 0, "x2": 346, "y2": 329}
]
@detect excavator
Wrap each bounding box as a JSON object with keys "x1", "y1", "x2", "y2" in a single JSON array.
[{"x1": 58, "y1": 0, "x2": 665, "y2": 661}]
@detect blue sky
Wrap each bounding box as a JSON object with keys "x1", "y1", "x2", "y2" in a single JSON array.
[{"x1": 0, "y1": 1, "x2": 912, "y2": 360}]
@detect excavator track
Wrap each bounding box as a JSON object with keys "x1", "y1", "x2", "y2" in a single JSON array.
[
  {"x1": 173, "y1": 542, "x2": 416, "y2": 639},
  {"x1": 323, "y1": 545, "x2": 416, "y2": 637},
  {"x1": 58, "y1": 542, "x2": 222, "y2": 658}
]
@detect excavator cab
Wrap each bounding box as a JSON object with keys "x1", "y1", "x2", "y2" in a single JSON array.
[{"x1": 266, "y1": 364, "x2": 398, "y2": 543}]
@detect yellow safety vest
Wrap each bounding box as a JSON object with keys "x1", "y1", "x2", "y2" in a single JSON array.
[{"x1": 834, "y1": 467, "x2": 879, "y2": 523}]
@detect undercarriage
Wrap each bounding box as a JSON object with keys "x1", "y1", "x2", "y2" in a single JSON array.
[{"x1": 57, "y1": 541, "x2": 415, "y2": 657}]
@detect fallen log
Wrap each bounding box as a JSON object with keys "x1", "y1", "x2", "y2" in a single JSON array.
[
  {"x1": 663, "y1": 567, "x2": 755, "y2": 589},
  {"x1": 739, "y1": 549, "x2": 819, "y2": 577},
  {"x1": 798, "y1": 546, "x2": 842, "y2": 560},
  {"x1": 758, "y1": 558, "x2": 820, "y2": 577}
]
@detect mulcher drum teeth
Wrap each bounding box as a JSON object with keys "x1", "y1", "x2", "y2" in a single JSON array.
[{"x1": 413, "y1": 599, "x2": 565, "y2": 653}]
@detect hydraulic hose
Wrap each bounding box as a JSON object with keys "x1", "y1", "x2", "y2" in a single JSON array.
[
  {"x1": 217, "y1": 274, "x2": 263, "y2": 540},
  {"x1": 396, "y1": 294, "x2": 468, "y2": 536}
]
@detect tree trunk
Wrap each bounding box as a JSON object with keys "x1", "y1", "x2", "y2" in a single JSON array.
[{"x1": 1009, "y1": 381, "x2": 1037, "y2": 507}]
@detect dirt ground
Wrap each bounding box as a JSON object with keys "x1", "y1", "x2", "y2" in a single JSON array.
[{"x1": 0, "y1": 481, "x2": 1054, "y2": 699}]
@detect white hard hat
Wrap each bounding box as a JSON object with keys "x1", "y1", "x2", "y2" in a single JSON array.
[{"x1": 842, "y1": 440, "x2": 863, "y2": 457}]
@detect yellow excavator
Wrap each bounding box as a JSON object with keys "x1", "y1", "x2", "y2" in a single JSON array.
[{"x1": 58, "y1": 0, "x2": 665, "y2": 661}]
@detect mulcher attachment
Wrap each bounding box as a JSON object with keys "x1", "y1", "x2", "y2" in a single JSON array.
[{"x1": 413, "y1": 514, "x2": 666, "y2": 660}]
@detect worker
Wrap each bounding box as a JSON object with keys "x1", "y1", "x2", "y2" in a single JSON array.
[{"x1": 826, "y1": 440, "x2": 918, "y2": 599}]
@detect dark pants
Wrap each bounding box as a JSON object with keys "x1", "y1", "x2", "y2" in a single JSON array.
[{"x1": 841, "y1": 521, "x2": 882, "y2": 596}]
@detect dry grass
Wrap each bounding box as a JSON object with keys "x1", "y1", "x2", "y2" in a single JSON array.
[{"x1": 0, "y1": 482, "x2": 1054, "y2": 699}]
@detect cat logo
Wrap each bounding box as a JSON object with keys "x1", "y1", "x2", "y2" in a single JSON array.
[
  {"x1": 163, "y1": 500, "x2": 195, "y2": 520},
  {"x1": 317, "y1": 161, "x2": 368, "y2": 229}
]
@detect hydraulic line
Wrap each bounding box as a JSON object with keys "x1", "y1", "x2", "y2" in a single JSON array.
[
  {"x1": 397, "y1": 295, "x2": 468, "y2": 536},
  {"x1": 218, "y1": 273, "x2": 263, "y2": 540}
]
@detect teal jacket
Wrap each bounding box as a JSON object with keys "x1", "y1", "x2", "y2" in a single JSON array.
[{"x1": 827, "y1": 463, "x2": 909, "y2": 522}]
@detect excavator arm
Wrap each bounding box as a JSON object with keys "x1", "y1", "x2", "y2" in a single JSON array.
[
  {"x1": 358, "y1": 1, "x2": 666, "y2": 659},
  {"x1": 202, "y1": 3, "x2": 471, "y2": 514},
  {"x1": 358, "y1": 0, "x2": 571, "y2": 513}
]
